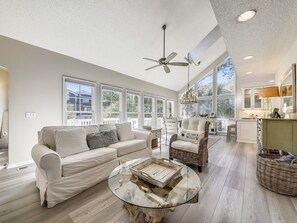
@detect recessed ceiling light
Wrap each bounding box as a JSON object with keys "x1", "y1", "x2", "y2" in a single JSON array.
[
  {"x1": 246, "y1": 71, "x2": 253, "y2": 75},
  {"x1": 238, "y1": 10, "x2": 256, "y2": 22},
  {"x1": 269, "y1": 80, "x2": 275, "y2": 83},
  {"x1": 243, "y1": 55, "x2": 253, "y2": 60}
]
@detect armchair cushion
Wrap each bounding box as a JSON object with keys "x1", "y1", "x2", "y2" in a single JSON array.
[
  {"x1": 182, "y1": 117, "x2": 207, "y2": 132},
  {"x1": 171, "y1": 140, "x2": 200, "y2": 154}
]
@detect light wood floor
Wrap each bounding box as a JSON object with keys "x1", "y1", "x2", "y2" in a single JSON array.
[{"x1": 1, "y1": 137, "x2": 297, "y2": 223}]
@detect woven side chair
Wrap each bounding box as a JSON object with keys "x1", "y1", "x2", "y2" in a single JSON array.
[{"x1": 169, "y1": 119, "x2": 210, "y2": 172}]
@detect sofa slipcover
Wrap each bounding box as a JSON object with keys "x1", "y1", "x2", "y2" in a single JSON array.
[
  {"x1": 108, "y1": 139, "x2": 147, "y2": 156},
  {"x1": 62, "y1": 148, "x2": 117, "y2": 177}
]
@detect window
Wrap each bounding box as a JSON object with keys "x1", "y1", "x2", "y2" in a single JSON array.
[
  {"x1": 64, "y1": 77, "x2": 95, "y2": 126},
  {"x1": 217, "y1": 98, "x2": 235, "y2": 119},
  {"x1": 196, "y1": 72, "x2": 213, "y2": 116},
  {"x1": 197, "y1": 73, "x2": 213, "y2": 97},
  {"x1": 166, "y1": 100, "x2": 174, "y2": 118},
  {"x1": 197, "y1": 99, "x2": 212, "y2": 115},
  {"x1": 156, "y1": 98, "x2": 165, "y2": 128},
  {"x1": 242, "y1": 88, "x2": 262, "y2": 109},
  {"x1": 216, "y1": 58, "x2": 236, "y2": 132},
  {"x1": 101, "y1": 86, "x2": 123, "y2": 124},
  {"x1": 143, "y1": 95, "x2": 154, "y2": 128},
  {"x1": 126, "y1": 91, "x2": 140, "y2": 129},
  {"x1": 217, "y1": 58, "x2": 235, "y2": 95}
]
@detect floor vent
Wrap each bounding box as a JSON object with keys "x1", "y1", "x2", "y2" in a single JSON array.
[{"x1": 17, "y1": 165, "x2": 29, "y2": 171}]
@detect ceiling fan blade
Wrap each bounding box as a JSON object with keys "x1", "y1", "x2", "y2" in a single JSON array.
[
  {"x1": 145, "y1": 64, "x2": 162, "y2": 71},
  {"x1": 166, "y1": 52, "x2": 177, "y2": 62},
  {"x1": 143, "y1": 57, "x2": 159, "y2": 63},
  {"x1": 167, "y1": 62, "x2": 189, "y2": 66},
  {"x1": 163, "y1": 65, "x2": 170, "y2": 73}
]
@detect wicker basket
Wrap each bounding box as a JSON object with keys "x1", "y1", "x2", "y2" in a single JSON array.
[{"x1": 256, "y1": 150, "x2": 297, "y2": 196}]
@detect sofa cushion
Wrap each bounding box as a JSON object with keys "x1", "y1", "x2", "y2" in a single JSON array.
[
  {"x1": 108, "y1": 139, "x2": 146, "y2": 156},
  {"x1": 40, "y1": 125, "x2": 99, "y2": 150},
  {"x1": 61, "y1": 147, "x2": 117, "y2": 177},
  {"x1": 171, "y1": 140, "x2": 200, "y2": 154},
  {"x1": 99, "y1": 124, "x2": 118, "y2": 140},
  {"x1": 87, "y1": 130, "x2": 118, "y2": 149},
  {"x1": 55, "y1": 128, "x2": 89, "y2": 158},
  {"x1": 116, "y1": 122, "x2": 134, "y2": 141}
]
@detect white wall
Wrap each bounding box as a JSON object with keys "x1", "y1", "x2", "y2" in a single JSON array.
[
  {"x1": 0, "y1": 35, "x2": 178, "y2": 166},
  {"x1": 275, "y1": 38, "x2": 297, "y2": 85},
  {"x1": 0, "y1": 67, "x2": 8, "y2": 128}
]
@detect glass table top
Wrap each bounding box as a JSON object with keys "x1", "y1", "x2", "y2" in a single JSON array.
[{"x1": 108, "y1": 158, "x2": 201, "y2": 209}]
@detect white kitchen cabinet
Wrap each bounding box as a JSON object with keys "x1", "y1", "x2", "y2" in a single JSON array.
[{"x1": 237, "y1": 120, "x2": 257, "y2": 143}]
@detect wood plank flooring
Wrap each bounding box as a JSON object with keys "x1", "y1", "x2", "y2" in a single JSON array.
[{"x1": 0, "y1": 137, "x2": 297, "y2": 223}]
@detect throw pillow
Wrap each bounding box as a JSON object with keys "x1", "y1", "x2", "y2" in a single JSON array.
[
  {"x1": 115, "y1": 122, "x2": 134, "y2": 141},
  {"x1": 55, "y1": 128, "x2": 89, "y2": 158},
  {"x1": 99, "y1": 124, "x2": 118, "y2": 140},
  {"x1": 87, "y1": 130, "x2": 118, "y2": 150},
  {"x1": 177, "y1": 129, "x2": 204, "y2": 144}
]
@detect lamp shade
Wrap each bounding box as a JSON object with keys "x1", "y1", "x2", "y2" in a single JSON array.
[{"x1": 258, "y1": 86, "x2": 280, "y2": 98}]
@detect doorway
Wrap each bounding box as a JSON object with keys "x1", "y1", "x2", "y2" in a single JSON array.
[{"x1": 0, "y1": 66, "x2": 8, "y2": 167}]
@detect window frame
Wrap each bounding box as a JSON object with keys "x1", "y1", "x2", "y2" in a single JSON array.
[
  {"x1": 143, "y1": 94, "x2": 155, "y2": 128},
  {"x1": 63, "y1": 76, "x2": 96, "y2": 126},
  {"x1": 101, "y1": 84, "x2": 123, "y2": 124},
  {"x1": 126, "y1": 90, "x2": 141, "y2": 129}
]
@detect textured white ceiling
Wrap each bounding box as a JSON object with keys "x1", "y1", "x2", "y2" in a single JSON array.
[
  {"x1": 0, "y1": 0, "x2": 225, "y2": 91},
  {"x1": 210, "y1": 0, "x2": 297, "y2": 78}
]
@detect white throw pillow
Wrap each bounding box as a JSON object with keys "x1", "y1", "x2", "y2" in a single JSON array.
[
  {"x1": 177, "y1": 129, "x2": 205, "y2": 144},
  {"x1": 55, "y1": 128, "x2": 89, "y2": 158},
  {"x1": 115, "y1": 122, "x2": 134, "y2": 142}
]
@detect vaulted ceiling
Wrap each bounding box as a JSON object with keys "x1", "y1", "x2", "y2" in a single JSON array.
[
  {"x1": 0, "y1": 0, "x2": 225, "y2": 91},
  {"x1": 210, "y1": 0, "x2": 297, "y2": 78},
  {"x1": 0, "y1": 1, "x2": 297, "y2": 91}
]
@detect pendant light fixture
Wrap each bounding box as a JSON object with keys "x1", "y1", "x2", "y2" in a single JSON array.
[{"x1": 180, "y1": 54, "x2": 198, "y2": 104}]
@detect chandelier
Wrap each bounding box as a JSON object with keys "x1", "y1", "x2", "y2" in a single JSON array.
[{"x1": 180, "y1": 55, "x2": 198, "y2": 104}]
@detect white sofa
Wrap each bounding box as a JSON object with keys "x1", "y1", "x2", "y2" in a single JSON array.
[{"x1": 31, "y1": 125, "x2": 152, "y2": 208}]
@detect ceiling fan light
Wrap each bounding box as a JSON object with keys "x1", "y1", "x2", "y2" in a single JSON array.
[{"x1": 238, "y1": 10, "x2": 256, "y2": 22}]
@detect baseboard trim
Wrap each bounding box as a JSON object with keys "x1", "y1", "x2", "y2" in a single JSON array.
[{"x1": 6, "y1": 159, "x2": 34, "y2": 169}]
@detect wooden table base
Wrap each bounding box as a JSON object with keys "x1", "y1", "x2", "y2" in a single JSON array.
[{"x1": 124, "y1": 203, "x2": 175, "y2": 223}]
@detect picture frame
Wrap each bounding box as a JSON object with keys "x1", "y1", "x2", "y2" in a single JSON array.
[{"x1": 281, "y1": 64, "x2": 296, "y2": 113}]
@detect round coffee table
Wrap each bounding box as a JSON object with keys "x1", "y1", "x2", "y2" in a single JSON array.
[{"x1": 108, "y1": 158, "x2": 201, "y2": 223}]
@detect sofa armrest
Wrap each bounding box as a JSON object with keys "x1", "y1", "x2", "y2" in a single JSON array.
[
  {"x1": 31, "y1": 144, "x2": 62, "y2": 180},
  {"x1": 133, "y1": 130, "x2": 153, "y2": 149}
]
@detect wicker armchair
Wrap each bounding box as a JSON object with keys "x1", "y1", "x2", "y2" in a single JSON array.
[{"x1": 169, "y1": 118, "x2": 210, "y2": 172}]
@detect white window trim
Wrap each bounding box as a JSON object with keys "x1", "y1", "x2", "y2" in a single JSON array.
[
  {"x1": 101, "y1": 85, "x2": 124, "y2": 124},
  {"x1": 63, "y1": 76, "x2": 97, "y2": 125}
]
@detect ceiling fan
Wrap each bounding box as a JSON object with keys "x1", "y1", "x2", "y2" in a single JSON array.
[{"x1": 143, "y1": 24, "x2": 189, "y2": 74}]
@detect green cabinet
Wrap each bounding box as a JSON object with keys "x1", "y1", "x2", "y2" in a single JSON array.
[{"x1": 258, "y1": 118, "x2": 297, "y2": 155}]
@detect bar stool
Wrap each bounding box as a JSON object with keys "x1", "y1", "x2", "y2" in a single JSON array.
[{"x1": 227, "y1": 124, "x2": 236, "y2": 141}]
